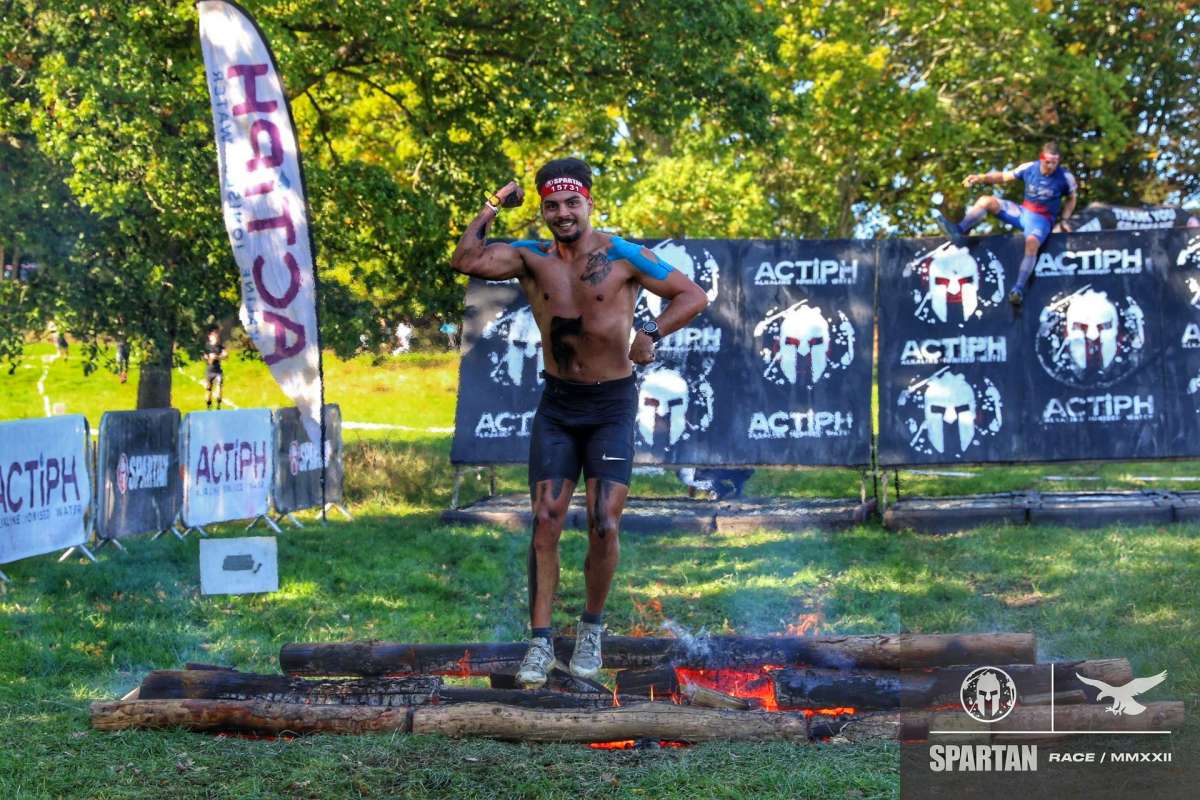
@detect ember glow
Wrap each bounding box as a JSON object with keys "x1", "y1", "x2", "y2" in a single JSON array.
[
  {"x1": 588, "y1": 740, "x2": 689, "y2": 750},
  {"x1": 455, "y1": 650, "x2": 473, "y2": 677},
  {"x1": 675, "y1": 666, "x2": 783, "y2": 711},
  {"x1": 674, "y1": 666, "x2": 857, "y2": 717}
]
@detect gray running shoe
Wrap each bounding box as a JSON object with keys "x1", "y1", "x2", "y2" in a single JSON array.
[
  {"x1": 932, "y1": 209, "x2": 968, "y2": 248},
  {"x1": 570, "y1": 621, "x2": 605, "y2": 679},
  {"x1": 516, "y1": 637, "x2": 556, "y2": 688}
]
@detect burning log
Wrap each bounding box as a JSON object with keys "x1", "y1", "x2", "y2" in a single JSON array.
[
  {"x1": 680, "y1": 683, "x2": 752, "y2": 710},
  {"x1": 138, "y1": 669, "x2": 634, "y2": 711},
  {"x1": 772, "y1": 658, "x2": 1130, "y2": 710},
  {"x1": 280, "y1": 633, "x2": 1036, "y2": 676},
  {"x1": 139, "y1": 670, "x2": 440, "y2": 707},
  {"x1": 90, "y1": 699, "x2": 841, "y2": 742}
]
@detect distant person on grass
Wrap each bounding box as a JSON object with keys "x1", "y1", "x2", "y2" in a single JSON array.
[
  {"x1": 451, "y1": 158, "x2": 709, "y2": 687},
  {"x1": 934, "y1": 140, "x2": 1078, "y2": 306},
  {"x1": 203, "y1": 326, "x2": 228, "y2": 410},
  {"x1": 115, "y1": 339, "x2": 130, "y2": 384},
  {"x1": 55, "y1": 329, "x2": 69, "y2": 361}
]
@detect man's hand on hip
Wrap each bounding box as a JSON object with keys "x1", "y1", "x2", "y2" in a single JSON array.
[{"x1": 629, "y1": 332, "x2": 656, "y2": 366}]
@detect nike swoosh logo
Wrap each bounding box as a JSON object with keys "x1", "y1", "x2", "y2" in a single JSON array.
[{"x1": 600, "y1": 454, "x2": 626, "y2": 461}]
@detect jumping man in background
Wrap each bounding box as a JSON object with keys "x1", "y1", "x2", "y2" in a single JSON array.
[
  {"x1": 451, "y1": 158, "x2": 709, "y2": 687},
  {"x1": 934, "y1": 141, "x2": 1078, "y2": 306},
  {"x1": 203, "y1": 326, "x2": 228, "y2": 410}
]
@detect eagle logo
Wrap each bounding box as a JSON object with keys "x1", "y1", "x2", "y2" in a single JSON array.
[{"x1": 1074, "y1": 670, "x2": 1167, "y2": 716}]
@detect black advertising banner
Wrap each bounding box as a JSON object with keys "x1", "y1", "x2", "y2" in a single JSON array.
[
  {"x1": 1019, "y1": 230, "x2": 1169, "y2": 461},
  {"x1": 630, "y1": 239, "x2": 740, "y2": 465},
  {"x1": 96, "y1": 409, "x2": 181, "y2": 540},
  {"x1": 272, "y1": 404, "x2": 344, "y2": 513},
  {"x1": 1160, "y1": 229, "x2": 1200, "y2": 456},
  {"x1": 1067, "y1": 202, "x2": 1199, "y2": 233},
  {"x1": 732, "y1": 239, "x2": 874, "y2": 465},
  {"x1": 451, "y1": 277, "x2": 541, "y2": 465},
  {"x1": 451, "y1": 239, "x2": 742, "y2": 466},
  {"x1": 878, "y1": 236, "x2": 1023, "y2": 466}
]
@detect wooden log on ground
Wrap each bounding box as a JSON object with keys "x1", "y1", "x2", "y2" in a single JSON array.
[
  {"x1": 280, "y1": 633, "x2": 1037, "y2": 676},
  {"x1": 680, "y1": 684, "x2": 752, "y2": 710},
  {"x1": 926, "y1": 702, "x2": 1185, "y2": 744},
  {"x1": 139, "y1": 669, "x2": 632, "y2": 710},
  {"x1": 772, "y1": 658, "x2": 1130, "y2": 710},
  {"x1": 88, "y1": 698, "x2": 1184, "y2": 743},
  {"x1": 615, "y1": 667, "x2": 679, "y2": 697},
  {"x1": 1021, "y1": 690, "x2": 1087, "y2": 706},
  {"x1": 139, "y1": 670, "x2": 441, "y2": 707},
  {"x1": 90, "y1": 699, "x2": 832, "y2": 742}
]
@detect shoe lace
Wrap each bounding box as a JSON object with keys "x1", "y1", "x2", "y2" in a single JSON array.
[{"x1": 580, "y1": 626, "x2": 603, "y2": 653}]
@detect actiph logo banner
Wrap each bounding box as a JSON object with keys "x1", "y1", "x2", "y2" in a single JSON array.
[
  {"x1": 0, "y1": 416, "x2": 90, "y2": 564},
  {"x1": 198, "y1": 0, "x2": 323, "y2": 447},
  {"x1": 877, "y1": 236, "x2": 1022, "y2": 466},
  {"x1": 181, "y1": 408, "x2": 272, "y2": 527},
  {"x1": 96, "y1": 409, "x2": 181, "y2": 540},
  {"x1": 272, "y1": 404, "x2": 343, "y2": 513}
]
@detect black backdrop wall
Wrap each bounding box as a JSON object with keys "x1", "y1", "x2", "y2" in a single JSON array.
[{"x1": 452, "y1": 228, "x2": 1200, "y2": 469}]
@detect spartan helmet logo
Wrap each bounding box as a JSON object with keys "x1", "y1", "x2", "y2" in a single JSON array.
[
  {"x1": 503, "y1": 307, "x2": 543, "y2": 385},
  {"x1": 927, "y1": 248, "x2": 979, "y2": 322},
  {"x1": 975, "y1": 671, "x2": 1003, "y2": 718},
  {"x1": 923, "y1": 372, "x2": 976, "y2": 453},
  {"x1": 778, "y1": 304, "x2": 830, "y2": 384},
  {"x1": 960, "y1": 667, "x2": 1017, "y2": 723},
  {"x1": 1065, "y1": 290, "x2": 1118, "y2": 371},
  {"x1": 638, "y1": 368, "x2": 689, "y2": 445}
]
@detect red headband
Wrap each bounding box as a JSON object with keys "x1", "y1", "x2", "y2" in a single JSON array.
[
  {"x1": 538, "y1": 177, "x2": 591, "y2": 200},
  {"x1": 1040, "y1": 152, "x2": 1059, "y2": 161}
]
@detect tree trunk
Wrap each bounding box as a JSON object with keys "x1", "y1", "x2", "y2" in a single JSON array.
[
  {"x1": 136, "y1": 337, "x2": 173, "y2": 409},
  {"x1": 280, "y1": 633, "x2": 1037, "y2": 677},
  {"x1": 771, "y1": 658, "x2": 1131, "y2": 711}
]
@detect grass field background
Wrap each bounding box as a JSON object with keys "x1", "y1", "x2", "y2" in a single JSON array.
[{"x1": 0, "y1": 342, "x2": 1197, "y2": 799}]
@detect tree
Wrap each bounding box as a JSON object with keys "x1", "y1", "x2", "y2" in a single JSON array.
[{"x1": 3, "y1": 0, "x2": 776, "y2": 404}]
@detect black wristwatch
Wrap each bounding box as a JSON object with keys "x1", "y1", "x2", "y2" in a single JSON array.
[{"x1": 639, "y1": 320, "x2": 662, "y2": 343}]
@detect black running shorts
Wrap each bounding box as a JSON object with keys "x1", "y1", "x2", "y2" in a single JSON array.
[{"x1": 529, "y1": 373, "x2": 637, "y2": 489}]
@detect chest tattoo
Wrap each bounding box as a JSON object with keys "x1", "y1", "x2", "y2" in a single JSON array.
[{"x1": 580, "y1": 251, "x2": 613, "y2": 286}]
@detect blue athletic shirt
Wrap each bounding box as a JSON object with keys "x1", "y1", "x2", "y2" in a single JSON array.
[{"x1": 1012, "y1": 162, "x2": 1078, "y2": 219}]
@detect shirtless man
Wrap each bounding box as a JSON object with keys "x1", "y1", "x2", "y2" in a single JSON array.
[{"x1": 451, "y1": 158, "x2": 709, "y2": 687}]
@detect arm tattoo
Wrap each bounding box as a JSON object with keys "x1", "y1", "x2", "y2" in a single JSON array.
[{"x1": 581, "y1": 251, "x2": 613, "y2": 286}]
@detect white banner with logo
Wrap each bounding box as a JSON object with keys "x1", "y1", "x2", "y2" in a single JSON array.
[
  {"x1": 0, "y1": 416, "x2": 91, "y2": 564},
  {"x1": 198, "y1": 0, "x2": 324, "y2": 447},
  {"x1": 181, "y1": 409, "x2": 273, "y2": 527}
]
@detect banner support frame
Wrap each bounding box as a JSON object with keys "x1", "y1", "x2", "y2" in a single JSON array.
[
  {"x1": 245, "y1": 514, "x2": 283, "y2": 534},
  {"x1": 323, "y1": 502, "x2": 352, "y2": 521},
  {"x1": 0, "y1": 568, "x2": 9, "y2": 583},
  {"x1": 95, "y1": 537, "x2": 127, "y2": 553},
  {"x1": 57, "y1": 544, "x2": 97, "y2": 564}
]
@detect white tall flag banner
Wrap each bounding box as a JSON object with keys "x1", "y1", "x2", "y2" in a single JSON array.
[{"x1": 198, "y1": 0, "x2": 323, "y2": 446}]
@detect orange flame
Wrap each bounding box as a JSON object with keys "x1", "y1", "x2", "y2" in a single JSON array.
[
  {"x1": 455, "y1": 650, "x2": 473, "y2": 678},
  {"x1": 588, "y1": 740, "x2": 689, "y2": 750},
  {"x1": 785, "y1": 613, "x2": 822, "y2": 637},
  {"x1": 675, "y1": 666, "x2": 783, "y2": 711}
]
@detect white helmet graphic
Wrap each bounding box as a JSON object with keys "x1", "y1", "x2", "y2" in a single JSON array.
[
  {"x1": 927, "y1": 248, "x2": 980, "y2": 322},
  {"x1": 974, "y1": 670, "x2": 1003, "y2": 718},
  {"x1": 502, "y1": 307, "x2": 543, "y2": 385},
  {"x1": 923, "y1": 372, "x2": 976, "y2": 453},
  {"x1": 637, "y1": 368, "x2": 689, "y2": 445},
  {"x1": 643, "y1": 241, "x2": 696, "y2": 318},
  {"x1": 778, "y1": 304, "x2": 830, "y2": 385},
  {"x1": 1064, "y1": 290, "x2": 1118, "y2": 371}
]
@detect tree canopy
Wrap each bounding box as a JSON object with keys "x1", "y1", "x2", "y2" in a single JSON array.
[{"x1": 1, "y1": 0, "x2": 1195, "y2": 402}]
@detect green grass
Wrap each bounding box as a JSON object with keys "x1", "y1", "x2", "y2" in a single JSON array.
[{"x1": 1, "y1": 344, "x2": 1199, "y2": 798}]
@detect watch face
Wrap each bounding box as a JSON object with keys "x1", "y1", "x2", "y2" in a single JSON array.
[{"x1": 642, "y1": 321, "x2": 658, "y2": 334}]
